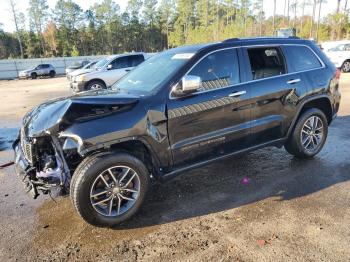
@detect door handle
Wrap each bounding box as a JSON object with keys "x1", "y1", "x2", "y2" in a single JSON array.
[
  {"x1": 287, "y1": 78, "x2": 301, "y2": 84},
  {"x1": 125, "y1": 69, "x2": 131, "y2": 72},
  {"x1": 228, "y1": 90, "x2": 246, "y2": 97}
]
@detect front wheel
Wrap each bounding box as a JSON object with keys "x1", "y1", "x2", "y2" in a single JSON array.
[
  {"x1": 342, "y1": 60, "x2": 350, "y2": 73},
  {"x1": 86, "y1": 80, "x2": 106, "y2": 91},
  {"x1": 71, "y1": 152, "x2": 150, "y2": 227},
  {"x1": 31, "y1": 73, "x2": 37, "y2": 79},
  {"x1": 285, "y1": 108, "x2": 328, "y2": 158}
]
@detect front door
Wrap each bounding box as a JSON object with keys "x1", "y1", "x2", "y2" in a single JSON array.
[{"x1": 167, "y1": 48, "x2": 252, "y2": 168}]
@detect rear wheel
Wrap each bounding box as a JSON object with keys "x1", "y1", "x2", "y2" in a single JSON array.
[
  {"x1": 285, "y1": 108, "x2": 328, "y2": 158},
  {"x1": 86, "y1": 80, "x2": 106, "y2": 91},
  {"x1": 342, "y1": 60, "x2": 350, "y2": 73},
  {"x1": 31, "y1": 73, "x2": 37, "y2": 79},
  {"x1": 49, "y1": 70, "x2": 56, "y2": 78},
  {"x1": 71, "y1": 152, "x2": 150, "y2": 227}
]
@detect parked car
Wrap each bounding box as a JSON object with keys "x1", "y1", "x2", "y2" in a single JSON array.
[
  {"x1": 323, "y1": 41, "x2": 350, "y2": 72},
  {"x1": 66, "y1": 61, "x2": 97, "y2": 81},
  {"x1": 70, "y1": 53, "x2": 149, "y2": 93},
  {"x1": 18, "y1": 64, "x2": 56, "y2": 79},
  {"x1": 65, "y1": 60, "x2": 91, "y2": 77},
  {"x1": 13, "y1": 37, "x2": 341, "y2": 227}
]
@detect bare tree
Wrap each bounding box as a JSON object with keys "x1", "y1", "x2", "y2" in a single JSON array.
[
  {"x1": 300, "y1": 0, "x2": 306, "y2": 34},
  {"x1": 287, "y1": 0, "x2": 290, "y2": 26},
  {"x1": 310, "y1": 0, "x2": 317, "y2": 38},
  {"x1": 259, "y1": 0, "x2": 264, "y2": 36},
  {"x1": 283, "y1": 0, "x2": 287, "y2": 26},
  {"x1": 316, "y1": 0, "x2": 323, "y2": 41},
  {"x1": 273, "y1": 0, "x2": 276, "y2": 34},
  {"x1": 8, "y1": 0, "x2": 24, "y2": 58},
  {"x1": 291, "y1": 0, "x2": 297, "y2": 28}
]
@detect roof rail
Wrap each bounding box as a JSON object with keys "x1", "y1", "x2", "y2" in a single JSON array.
[{"x1": 288, "y1": 36, "x2": 300, "y2": 39}]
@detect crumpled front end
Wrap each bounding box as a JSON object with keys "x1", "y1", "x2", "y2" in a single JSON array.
[
  {"x1": 13, "y1": 90, "x2": 140, "y2": 198},
  {"x1": 13, "y1": 128, "x2": 71, "y2": 199}
]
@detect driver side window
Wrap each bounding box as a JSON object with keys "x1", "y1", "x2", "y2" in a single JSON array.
[
  {"x1": 188, "y1": 49, "x2": 240, "y2": 91},
  {"x1": 110, "y1": 57, "x2": 129, "y2": 70}
]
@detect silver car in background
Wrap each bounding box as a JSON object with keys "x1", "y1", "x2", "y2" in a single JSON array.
[
  {"x1": 18, "y1": 64, "x2": 56, "y2": 79},
  {"x1": 66, "y1": 61, "x2": 97, "y2": 81},
  {"x1": 70, "y1": 53, "x2": 153, "y2": 93},
  {"x1": 65, "y1": 60, "x2": 91, "y2": 77}
]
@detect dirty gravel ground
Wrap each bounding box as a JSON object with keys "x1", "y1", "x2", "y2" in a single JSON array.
[{"x1": 0, "y1": 76, "x2": 349, "y2": 262}]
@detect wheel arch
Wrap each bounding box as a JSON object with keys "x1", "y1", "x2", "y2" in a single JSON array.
[
  {"x1": 287, "y1": 95, "x2": 333, "y2": 138},
  {"x1": 83, "y1": 138, "x2": 161, "y2": 179},
  {"x1": 84, "y1": 78, "x2": 107, "y2": 90}
]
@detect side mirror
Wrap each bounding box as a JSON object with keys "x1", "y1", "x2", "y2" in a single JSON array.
[
  {"x1": 172, "y1": 75, "x2": 201, "y2": 97},
  {"x1": 107, "y1": 64, "x2": 113, "y2": 70}
]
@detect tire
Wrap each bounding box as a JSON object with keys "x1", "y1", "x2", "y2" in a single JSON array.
[
  {"x1": 285, "y1": 108, "x2": 328, "y2": 159},
  {"x1": 49, "y1": 70, "x2": 56, "y2": 78},
  {"x1": 342, "y1": 60, "x2": 350, "y2": 73},
  {"x1": 71, "y1": 152, "x2": 150, "y2": 227},
  {"x1": 31, "y1": 73, "x2": 37, "y2": 79},
  {"x1": 86, "y1": 80, "x2": 106, "y2": 91}
]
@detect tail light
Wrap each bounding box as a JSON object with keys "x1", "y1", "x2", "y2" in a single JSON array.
[{"x1": 335, "y1": 69, "x2": 341, "y2": 80}]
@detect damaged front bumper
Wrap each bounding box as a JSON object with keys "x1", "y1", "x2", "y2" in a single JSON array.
[{"x1": 13, "y1": 134, "x2": 71, "y2": 199}]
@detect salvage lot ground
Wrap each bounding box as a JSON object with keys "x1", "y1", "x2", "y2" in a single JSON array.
[{"x1": 0, "y1": 76, "x2": 350, "y2": 261}]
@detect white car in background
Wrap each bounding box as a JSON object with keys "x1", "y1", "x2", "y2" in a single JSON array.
[
  {"x1": 322, "y1": 40, "x2": 350, "y2": 72},
  {"x1": 70, "y1": 53, "x2": 153, "y2": 93},
  {"x1": 67, "y1": 61, "x2": 98, "y2": 82}
]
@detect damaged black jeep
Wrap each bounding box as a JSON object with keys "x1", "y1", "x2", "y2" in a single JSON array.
[{"x1": 14, "y1": 37, "x2": 340, "y2": 227}]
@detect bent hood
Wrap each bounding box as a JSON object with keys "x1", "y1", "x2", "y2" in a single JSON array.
[{"x1": 23, "y1": 89, "x2": 140, "y2": 137}]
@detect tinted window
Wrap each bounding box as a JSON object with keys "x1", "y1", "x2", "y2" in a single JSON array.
[
  {"x1": 285, "y1": 45, "x2": 322, "y2": 72},
  {"x1": 111, "y1": 57, "x2": 129, "y2": 69},
  {"x1": 130, "y1": 55, "x2": 145, "y2": 67},
  {"x1": 188, "y1": 49, "x2": 239, "y2": 91},
  {"x1": 247, "y1": 47, "x2": 286, "y2": 80}
]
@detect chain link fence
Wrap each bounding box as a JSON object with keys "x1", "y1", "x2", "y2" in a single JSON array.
[{"x1": 0, "y1": 55, "x2": 107, "y2": 80}]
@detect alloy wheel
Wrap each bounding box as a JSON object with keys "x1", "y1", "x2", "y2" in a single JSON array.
[
  {"x1": 300, "y1": 115, "x2": 324, "y2": 153},
  {"x1": 90, "y1": 166, "x2": 140, "y2": 217},
  {"x1": 90, "y1": 83, "x2": 102, "y2": 90},
  {"x1": 343, "y1": 61, "x2": 350, "y2": 72}
]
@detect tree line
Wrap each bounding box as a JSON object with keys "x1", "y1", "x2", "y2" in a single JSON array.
[{"x1": 0, "y1": 0, "x2": 349, "y2": 59}]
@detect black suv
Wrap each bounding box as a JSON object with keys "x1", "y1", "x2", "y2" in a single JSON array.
[{"x1": 13, "y1": 37, "x2": 341, "y2": 227}]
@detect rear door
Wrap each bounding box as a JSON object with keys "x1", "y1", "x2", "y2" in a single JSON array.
[
  {"x1": 167, "y1": 48, "x2": 252, "y2": 168},
  {"x1": 282, "y1": 45, "x2": 326, "y2": 94},
  {"x1": 242, "y1": 46, "x2": 304, "y2": 145}
]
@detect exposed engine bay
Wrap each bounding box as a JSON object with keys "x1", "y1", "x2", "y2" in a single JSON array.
[{"x1": 16, "y1": 130, "x2": 77, "y2": 199}]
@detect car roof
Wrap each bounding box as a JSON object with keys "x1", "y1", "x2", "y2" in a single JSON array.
[
  {"x1": 106, "y1": 52, "x2": 145, "y2": 60},
  {"x1": 168, "y1": 37, "x2": 308, "y2": 54}
]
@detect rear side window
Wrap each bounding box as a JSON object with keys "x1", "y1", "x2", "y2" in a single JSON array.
[
  {"x1": 285, "y1": 45, "x2": 322, "y2": 72},
  {"x1": 129, "y1": 55, "x2": 145, "y2": 67},
  {"x1": 247, "y1": 47, "x2": 286, "y2": 80},
  {"x1": 188, "y1": 49, "x2": 240, "y2": 91}
]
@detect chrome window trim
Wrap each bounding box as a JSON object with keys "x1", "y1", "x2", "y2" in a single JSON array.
[{"x1": 169, "y1": 43, "x2": 326, "y2": 100}]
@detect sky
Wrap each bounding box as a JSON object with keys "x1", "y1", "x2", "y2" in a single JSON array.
[{"x1": 0, "y1": 0, "x2": 341, "y2": 33}]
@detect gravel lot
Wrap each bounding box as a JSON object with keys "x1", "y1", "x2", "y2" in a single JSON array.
[{"x1": 0, "y1": 75, "x2": 349, "y2": 261}]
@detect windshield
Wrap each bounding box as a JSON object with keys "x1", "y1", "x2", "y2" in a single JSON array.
[
  {"x1": 112, "y1": 50, "x2": 195, "y2": 92},
  {"x1": 84, "y1": 61, "x2": 96, "y2": 69},
  {"x1": 95, "y1": 59, "x2": 109, "y2": 69},
  {"x1": 329, "y1": 44, "x2": 344, "y2": 51}
]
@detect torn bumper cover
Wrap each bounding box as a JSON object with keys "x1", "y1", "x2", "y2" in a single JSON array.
[{"x1": 13, "y1": 134, "x2": 71, "y2": 199}]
